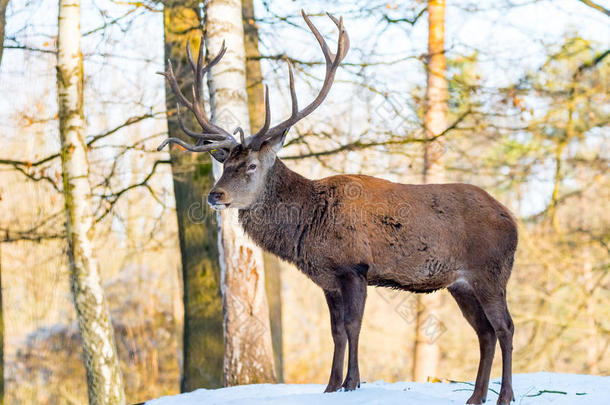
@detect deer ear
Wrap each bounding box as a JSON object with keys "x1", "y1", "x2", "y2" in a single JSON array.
[
  {"x1": 262, "y1": 129, "x2": 289, "y2": 155},
  {"x1": 210, "y1": 148, "x2": 229, "y2": 163}
]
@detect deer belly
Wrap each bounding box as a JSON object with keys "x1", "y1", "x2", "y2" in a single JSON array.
[{"x1": 369, "y1": 248, "x2": 461, "y2": 292}]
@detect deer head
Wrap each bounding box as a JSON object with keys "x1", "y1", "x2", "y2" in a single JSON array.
[{"x1": 157, "y1": 10, "x2": 349, "y2": 209}]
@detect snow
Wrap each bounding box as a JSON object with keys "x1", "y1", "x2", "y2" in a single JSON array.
[{"x1": 146, "y1": 373, "x2": 608, "y2": 405}]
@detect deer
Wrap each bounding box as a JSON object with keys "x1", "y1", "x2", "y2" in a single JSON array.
[{"x1": 157, "y1": 10, "x2": 518, "y2": 405}]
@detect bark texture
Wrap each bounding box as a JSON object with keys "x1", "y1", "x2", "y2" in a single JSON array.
[
  {"x1": 0, "y1": 4, "x2": 8, "y2": 395},
  {"x1": 0, "y1": 245, "x2": 3, "y2": 405},
  {"x1": 162, "y1": 3, "x2": 224, "y2": 391},
  {"x1": 57, "y1": 1, "x2": 125, "y2": 403},
  {"x1": 204, "y1": 0, "x2": 276, "y2": 386},
  {"x1": 0, "y1": 0, "x2": 8, "y2": 68},
  {"x1": 412, "y1": 0, "x2": 447, "y2": 383},
  {"x1": 422, "y1": 0, "x2": 447, "y2": 184},
  {"x1": 242, "y1": 0, "x2": 284, "y2": 382}
]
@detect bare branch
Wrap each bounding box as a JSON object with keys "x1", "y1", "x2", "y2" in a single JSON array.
[
  {"x1": 577, "y1": 0, "x2": 610, "y2": 17},
  {"x1": 94, "y1": 159, "x2": 171, "y2": 222},
  {"x1": 282, "y1": 109, "x2": 471, "y2": 160}
]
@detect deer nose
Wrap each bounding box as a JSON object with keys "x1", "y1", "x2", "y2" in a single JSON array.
[{"x1": 207, "y1": 190, "x2": 226, "y2": 205}]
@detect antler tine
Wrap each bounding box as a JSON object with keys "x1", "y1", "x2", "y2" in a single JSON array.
[
  {"x1": 158, "y1": 60, "x2": 194, "y2": 112},
  {"x1": 185, "y1": 38, "x2": 197, "y2": 75},
  {"x1": 301, "y1": 11, "x2": 332, "y2": 65},
  {"x1": 176, "y1": 104, "x2": 227, "y2": 141},
  {"x1": 195, "y1": 36, "x2": 205, "y2": 103},
  {"x1": 201, "y1": 40, "x2": 227, "y2": 78},
  {"x1": 188, "y1": 38, "x2": 232, "y2": 136},
  {"x1": 234, "y1": 127, "x2": 246, "y2": 145},
  {"x1": 247, "y1": 10, "x2": 349, "y2": 149},
  {"x1": 287, "y1": 61, "x2": 298, "y2": 117},
  {"x1": 248, "y1": 85, "x2": 271, "y2": 142},
  {"x1": 157, "y1": 137, "x2": 236, "y2": 153},
  {"x1": 326, "y1": 13, "x2": 350, "y2": 63},
  {"x1": 185, "y1": 36, "x2": 203, "y2": 106},
  {"x1": 247, "y1": 65, "x2": 295, "y2": 149}
]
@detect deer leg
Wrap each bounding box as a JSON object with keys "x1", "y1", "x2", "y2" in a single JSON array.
[
  {"x1": 340, "y1": 273, "x2": 367, "y2": 391},
  {"x1": 323, "y1": 289, "x2": 347, "y2": 392},
  {"x1": 449, "y1": 284, "x2": 497, "y2": 404},
  {"x1": 474, "y1": 287, "x2": 514, "y2": 405}
]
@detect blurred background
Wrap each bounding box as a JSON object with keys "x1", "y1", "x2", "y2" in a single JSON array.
[{"x1": 0, "y1": 0, "x2": 608, "y2": 404}]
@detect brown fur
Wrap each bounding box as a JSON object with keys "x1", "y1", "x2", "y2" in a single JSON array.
[
  {"x1": 210, "y1": 146, "x2": 518, "y2": 404},
  {"x1": 239, "y1": 159, "x2": 517, "y2": 292}
]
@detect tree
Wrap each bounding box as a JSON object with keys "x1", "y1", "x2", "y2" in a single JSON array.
[
  {"x1": 412, "y1": 0, "x2": 447, "y2": 382},
  {"x1": 242, "y1": 0, "x2": 284, "y2": 382},
  {"x1": 56, "y1": 0, "x2": 125, "y2": 403},
  {"x1": 577, "y1": 0, "x2": 610, "y2": 17},
  {"x1": 162, "y1": 2, "x2": 224, "y2": 391},
  {"x1": 0, "y1": 3, "x2": 7, "y2": 401},
  {"x1": 204, "y1": 0, "x2": 276, "y2": 385},
  {"x1": 0, "y1": 0, "x2": 8, "y2": 67},
  {"x1": 0, "y1": 244, "x2": 3, "y2": 405},
  {"x1": 506, "y1": 38, "x2": 609, "y2": 373}
]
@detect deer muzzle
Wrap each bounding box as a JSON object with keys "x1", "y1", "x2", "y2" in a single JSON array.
[{"x1": 207, "y1": 189, "x2": 232, "y2": 210}]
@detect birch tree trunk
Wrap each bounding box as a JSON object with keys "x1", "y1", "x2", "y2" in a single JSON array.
[
  {"x1": 57, "y1": 1, "x2": 125, "y2": 403},
  {"x1": 0, "y1": 244, "x2": 3, "y2": 405},
  {"x1": 204, "y1": 0, "x2": 276, "y2": 385},
  {"x1": 0, "y1": 0, "x2": 9, "y2": 68},
  {"x1": 242, "y1": 0, "x2": 283, "y2": 382},
  {"x1": 412, "y1": 0, "x2": 446, "y2": 382},
  {"x1": 0, "y1": 5, "x2": 8, "y2": 401},
  {"x1": 162, "y1": 3, "x2": 224, "y2": 391}
]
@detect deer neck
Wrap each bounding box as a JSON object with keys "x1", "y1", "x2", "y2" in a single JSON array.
[
  {"x1": 238, "y1": 158, "x2": 315, "y2": 263},
  {"x1": 260, "y1": 158, "x2": 313, "y2": 203}
]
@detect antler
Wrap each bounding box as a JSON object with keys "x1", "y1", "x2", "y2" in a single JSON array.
[
  {"x1": 246, "y1": 10, "x2": 350, "y2": 150},
  {"x1": 157, "y1": 36, "x2": 238, "y2": 153},
  {"x1": 157, "y1": 11, "x2": 349, "y2": 155}
]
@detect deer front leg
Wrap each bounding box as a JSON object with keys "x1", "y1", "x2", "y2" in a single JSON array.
[
  {"x1": 340, "y1": 272, "x2": 367, "y2": 391},
  {"x1": 324, "y1": 289, "x2": 347, "y2": 393}
]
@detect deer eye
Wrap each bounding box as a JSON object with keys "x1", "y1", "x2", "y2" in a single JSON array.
[{"x1": 246, "y1": 163, "x2": 257, "y2": 174}]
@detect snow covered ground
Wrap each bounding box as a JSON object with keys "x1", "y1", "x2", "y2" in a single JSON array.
[{"x1": 146, "y1": 373, "x2": 608, "y2": 405}]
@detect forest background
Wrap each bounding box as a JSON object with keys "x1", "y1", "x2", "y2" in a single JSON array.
[{"x1": 0, "y1": 0, "x2": 608, "y2": 404}]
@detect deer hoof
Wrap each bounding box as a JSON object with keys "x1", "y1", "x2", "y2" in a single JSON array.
[
  {"x1": 341, "y1": 376, "x2": 360, "y2": 391},
  {"x1": 496, "y1": 389, "x2": 514, "y2": 405},
  {"x1": 466, "y1": 392, "x2": 486, "y2": 404},
  {"x1": 324, "y1": 381, "x2": 341, "y2": 393}
]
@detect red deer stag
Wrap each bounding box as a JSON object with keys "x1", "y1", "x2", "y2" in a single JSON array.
[{"x1": 158, "y1": 10, "x2": 518, "y2": 405}]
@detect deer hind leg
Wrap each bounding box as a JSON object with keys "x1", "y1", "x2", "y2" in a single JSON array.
[
  {"x1": 472, "y1": 284, "x2": 514, "y2": 405},
  {"x1": 340, "y1": 272, "x2": 367, "y2": 391},
  {"x1": 449, "y1": 282, "x2": 497, "y2": 404},
  {"x1": 323, "y1": 289, "x2": 347, "y2": 392}
]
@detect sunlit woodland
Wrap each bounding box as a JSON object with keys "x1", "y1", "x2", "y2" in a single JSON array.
[{"x1": 0, "y1": 0, "x2": 608, "y2": 404}]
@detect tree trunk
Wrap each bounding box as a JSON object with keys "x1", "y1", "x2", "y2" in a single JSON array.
[
  {"x1": 412, "y1": 0, "x2": 447, "y2": 383},
  {"x1": 57, "y1": 1, "x2": 125, "y2": 403},
  {"x1": 422, "y1": 0, "x2": 447, "y2": 185},
  {"x1": 583, "y1": 247, "x2": 599, "y2": 373},
  {"x1": 0, "y1": 0, "x2": 9, "y2": 68},
  {"x1": 242, "y1": 0, "x2": 284, "y2": 382},
  {"x1": 0, "y1": 244, "x2": 3, "y2": 405},
  {"x1": 0, "y1": 4, "x2": 7, "y2": 401},
  {"x1": 204, "y1": 0, "x2": 276, "y2": 386},
  {"x1": 162, "y1": 3, "x2": 224, "y2": 391},
  {"x1": 262, "y1": 253, "x2": 283, "y2": 381}
]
